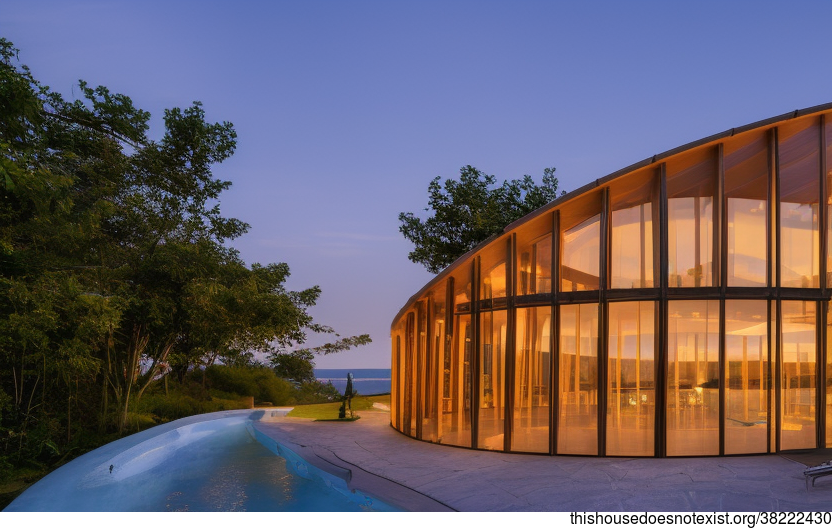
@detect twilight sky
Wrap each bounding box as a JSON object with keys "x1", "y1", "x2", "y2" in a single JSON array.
[{"x1": 4, "y1": 1, "x2": 832, "y2": 368}]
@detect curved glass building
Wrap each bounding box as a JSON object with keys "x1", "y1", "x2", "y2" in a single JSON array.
[{"x1": 391, "y1": 103, "x2": 832, "y2": 457}]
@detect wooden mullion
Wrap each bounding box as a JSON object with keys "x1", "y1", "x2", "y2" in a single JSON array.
[
  {"x1": 505, "y1": 236, "x2": 516, "y2": 452},
  {"x1": 551, "y1": 211, "x2": 560, "y2": 455},
  {"x1": 657, "y1": 163, "x2": 669, "y2": 457}
]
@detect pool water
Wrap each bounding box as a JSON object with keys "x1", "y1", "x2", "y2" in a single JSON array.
[
  {"x1": 127, "y1": 424, "x2": 368, "y2": 512},
  {"x1": 5, "y1": 411, "x2": 393, "y2": 512}
]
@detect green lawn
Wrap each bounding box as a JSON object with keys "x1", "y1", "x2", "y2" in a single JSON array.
[{"x1": 286, "y1": 394, "x2": 390, "y2": 420}]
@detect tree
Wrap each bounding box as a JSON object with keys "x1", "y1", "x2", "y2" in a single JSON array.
[
  {"x1": 398, "y1": 165, "x2": 563, "y2": 273},
  {"x1": 268, "y1": 334, "x2": 371, "y2": 384},
  {"x1": 0, "y1": 36, "x2": 372, "y2": 456}
]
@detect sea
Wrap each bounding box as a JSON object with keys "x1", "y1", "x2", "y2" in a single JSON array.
[{"x1": 314, "y1": 368, "x2": 391, "y2": 395}]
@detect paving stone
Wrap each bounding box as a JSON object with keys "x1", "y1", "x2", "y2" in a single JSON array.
[
  {"x1": 253, "y1": 412, "x2": 832, "y2": 512},
  {"x1": 684, "y1": 489, "x2": 725, "y2": 510},
  {"x1": 622, "y1": 492, "x2": 693, "y2": 512},
  {"x1": 719, "y1": 492, "x2": 777, "y2": 511}
]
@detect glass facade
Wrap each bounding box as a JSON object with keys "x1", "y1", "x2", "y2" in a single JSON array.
[
  {"x1": 779, "y1": 119, "x2": 820, "y2": 288},
  {"x1": 725, "y1": 131, "x2": 770, "y2": 287},
  {"x1": 610, "y1": 170, "x2": 656, "y2": 289},
  {"x1": 561, "y1": 194, "x2": 601, "y2": 292},
  {"x1": 558, "y1": 304, "x2": 599, "y2": 455},
  {"x1": 666, "y1": 148, "x2": 716, "y2": 288},
  {"x1": 724, "y1": 300, "x2": 769, "y2": 455},
  {"x1": 666, "y1": 300, "x2": 719, "y2": 456},
  {"x1": 478, "y1": 310, "x2": 507, "y2": 450},
  {"x1": 780, "y1": 300, "x2": 816, "y2": 450},
  {"x1": 517, "y1": 215, "x2": 553, "y2": 296},
  {"x1": 513, "y1": 306, "x2": 551, "y2": 452},
  {"x1": 607, "y1": 301, "x2": 655, "y2": 456},
  {"x1": 393, "y1": 107, "x2": 832, "y2": 457}
]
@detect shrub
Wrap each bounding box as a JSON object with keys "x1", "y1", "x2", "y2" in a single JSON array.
[{"x1": 204, "y1": 365, "x2": 293, "y2": 405}]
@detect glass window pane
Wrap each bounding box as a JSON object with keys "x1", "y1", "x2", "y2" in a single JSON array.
[
  {"x1": 422, "y1": 286, "x2": 447, "y2": 443},
  {"x1": 770, "y1": 304, "x2": 777, "y2": 452},
  {"x1": 780, "y1": 300, "x2": 816, "y2": 450},
  {"x1": 417, "y1": 302, "x2": 428, "y2": 439},
  {"x1": 779, "y1": 118, "x2": 820, "y2": 288},
  {"x1": 725, "y1": 132, "x2": 769, "y2": 286},
  {"x1": 443, "y1": 313, "x2": 472, "y2": 447},
  {"x1": 666, "y1": 300, "x2": 720, "y2": 456},
  {"x1": 561, "y1": 215, "x2": 600, "y2": 291},
  {"x1": 826, "y1": 304, "x2": 832, "y2": 448},
  {"x1": 606, "y1": 301, "x2": 655, "y2": 456},
  {"x1": 610, "y1": 170, "x2": 655, "y2": 289},
  {"x1": 480, "y1": 242, "x2": 507, "y2": 303},
  {"x1": 666, "y1": 148, "x2": 716, "y2": 287},
  {"x1": 610, "y1": 205, "x2": 654, "y2": 288},
  {"x1": 826, "y1": 117, "x2": 832, "y2": 288},
  {"x1": 558, "y1": 304, "x2": 598, "y2": 455},
  {"x1": 404, "y1": 311, "x2": 416, "y2": 436},
  {"x1": 453, "y1": 265, "x2": 472, "y2": 313},
  {"x1": 560, "y1": 193, "x2": 602, "y2": 292},
  {"x1": 392, "y1": 319, "x2": 404, "y2": 431},
  {"x1": 517, "y1": 214, "x2": 553, "y2": 296},
  {"x1": 478, "y1": 310, "x2": 507, "y2": 450},
  {"x1": 534, "y1": 237, "x2": 552, "y2": 294},
  {"x1": 513, "y1": 306, "x2": 551, "y2": 453},
  {"x1": 724, "y1": 300, "x2": 769, "y2": 454}
]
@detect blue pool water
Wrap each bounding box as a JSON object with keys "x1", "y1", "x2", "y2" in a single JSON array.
[{"x1": 5, "y1": 410, "x2": 397, "y2": 512}]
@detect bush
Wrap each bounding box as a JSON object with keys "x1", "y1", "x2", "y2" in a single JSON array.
[
  {"x1": 133, "y1": 386, "x2": 249, "y2": 423},
  {"x1": 294, "y1": 380, "x2": 342, "y2": 404},
  {"x1": 204, "y1": 365, "x2": 293, "y2": 405}
]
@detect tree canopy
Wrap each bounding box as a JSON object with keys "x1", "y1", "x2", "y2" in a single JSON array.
[
  {"x1": 0, "y1": 36, "x2": 369, "y2": 485},
  {"x1": 398, "y1": 165, "x2": 563, "y2": 273}
]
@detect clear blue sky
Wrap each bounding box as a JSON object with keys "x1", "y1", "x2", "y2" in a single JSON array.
[{"x1": 4, "y1": 1, "x2": 832, "y2": 368}]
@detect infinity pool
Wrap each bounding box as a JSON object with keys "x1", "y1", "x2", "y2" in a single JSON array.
[{"x1": 5, "y1": 410, "x2": 397, "y2": 512}]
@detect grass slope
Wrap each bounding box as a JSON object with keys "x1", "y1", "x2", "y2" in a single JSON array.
[{"x1": 286, "y1": 394, "x2": 390, "y2": 420}]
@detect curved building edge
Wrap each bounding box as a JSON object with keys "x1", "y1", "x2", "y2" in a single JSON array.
[{"x1": 391, "y1": 102, "x2": 832, "y2": 457}]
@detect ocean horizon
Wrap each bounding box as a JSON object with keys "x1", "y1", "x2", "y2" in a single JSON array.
[{"x1": 314, "y1": 368, "x2": 391, "y2": 395}]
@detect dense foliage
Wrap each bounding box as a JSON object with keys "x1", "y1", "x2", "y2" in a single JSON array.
[
  {"x1": 398, "y1": 165, "x2": 563, "y2": 273},
  {"x1": 0, "y1": 38, "x2": 368, "y2": 501}
]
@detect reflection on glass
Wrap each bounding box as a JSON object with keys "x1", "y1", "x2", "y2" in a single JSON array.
[
  {"x1": 725, "y1": 133, "x2": 769, "y2": 286},
  {"x1": 561, "y1": 215, "x2": 600, "y2": 291},
  {"x1": 392, "y1": 324, "x2": 403, "y2": 431},
  {"x1": 667, "y1": 300, "x2": 720, "y2": 456},
  {"x1": 481, "y1": 262, "x2": 506, "y2": 302},
  {"x1": 480, "y1": 243, "x2": 507, "y2": 303},
  {"x1": 518, "y1": 235, "x2": 553, "y2": 295},
  {"x1": 558, "y1": 304, "x2": 598, "y2": 455},
  {"x1": 607, "y1": 302, "x2": 655, "y2": 456},
  {"x1": 478, "y1": 310, "x2": 506, "y2": 450},
  {"x1": 454, "y1": 268, "x2": 472, "y2": 313},
  {"x1": 780, "y1": 301, "x2": 816, "y2": 450},
  {"x1": 404, "y1": 312, "x2": 416, "y2": 436},
  {"x1": 827, "y1": 117, "x2": 832, "y2": 289},
  {"x1": 779, "y1": 120, "x2": 820, "y2": 288},
  {"x1": 422, "y1": 289, "x2": 446, "y2": 443},
  {"x1": 771, "y1": 304, "x2": 777, "y2": 452},
  {"x1": 611, "y1": 205, "x2": 654, "y2": 289},
  {"x1": 513, "y1": 306, "x2": 551, "y2": 453},
  {"x1": 667, "y1": 150, "x2": 716, "y2": 287},
  {"x1": 724, "y1": 300, "x2": 768, "y2": 454},
  {"x1": 727, "y1": 198, "x2": 768, "y2": 286},
  {"x1": 443, "y1": 314, "x2": 472, "y2": 447},
  {"x1": 417, "y1": 302, "x2": 428, "y2": 439},
  {"x1": 668, "y1": 198, "x2": 713, "y2": 287},
  {"x1": 827, "y1": 304, "x2": 832, "y2": 448}
]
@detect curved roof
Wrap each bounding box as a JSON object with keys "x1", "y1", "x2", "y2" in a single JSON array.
[{"x1": 393, "y1": 102, "x2": 832, "y2": 324}]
